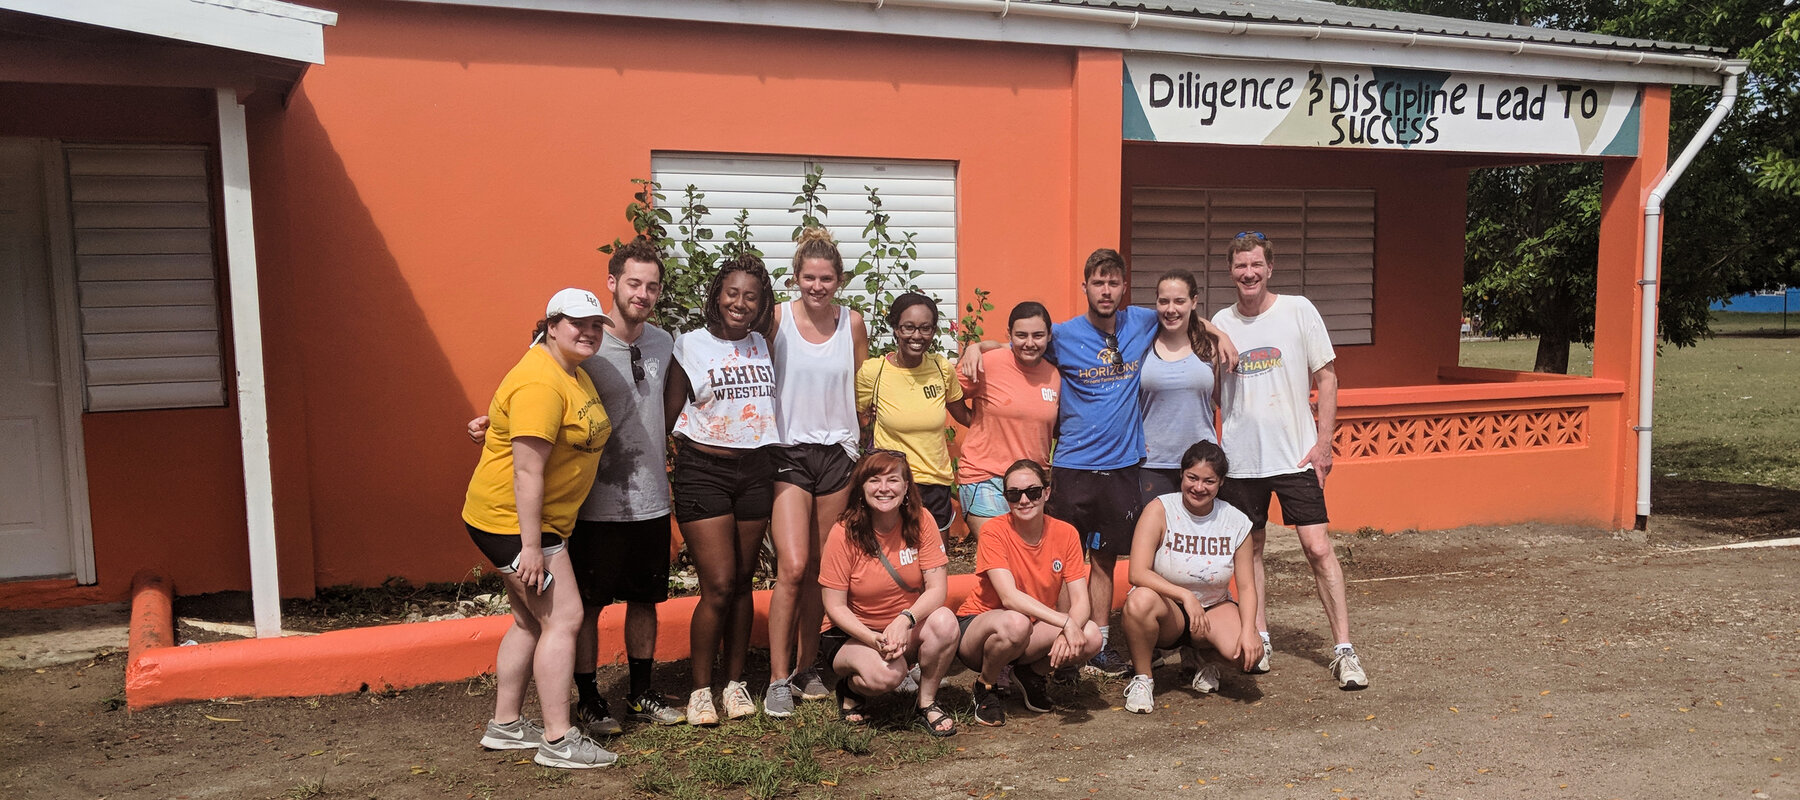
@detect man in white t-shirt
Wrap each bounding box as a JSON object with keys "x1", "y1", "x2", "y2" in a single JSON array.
[{"x1": 1210, "y1": 232, "x2": 1368, "y2": 690}]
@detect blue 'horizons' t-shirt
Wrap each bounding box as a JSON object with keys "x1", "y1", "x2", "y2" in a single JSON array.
[{"x1": 1044, "y1": 305, "x2": 1158, "y2": 470}]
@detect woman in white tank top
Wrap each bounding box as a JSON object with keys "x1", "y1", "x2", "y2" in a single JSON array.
[
  {"x1": 762, "y1": 227, "x2": 869, "y2": 716},
  {"x1": 1118, "y1": 440, "x2": 1264, "y2": 715}
]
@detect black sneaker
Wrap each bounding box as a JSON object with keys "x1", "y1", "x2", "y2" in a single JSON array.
[
  {"x1": 573, "y1": 697, "x2": 622, "y2": 736},
  {"x1": 1013, "y1": 665, "x2": 1053, "y2": 713},
  {"x1": 626, "y1": 693, "x2": 686, "y2": 726},
  {"x1": 1082, "y1": 649, "x2": 1133, "y2": 678},
  {"x1": 972, "y1": 681, "x2": 1007, "y2": 727}
]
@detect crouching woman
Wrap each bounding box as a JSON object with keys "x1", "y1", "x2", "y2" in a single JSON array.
[{"x1": 817, "y1": 450, "x2": 960, "y2": 736}]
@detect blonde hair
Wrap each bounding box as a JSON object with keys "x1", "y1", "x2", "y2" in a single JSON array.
[{"x1": 792, "y1": 226, "x2": 844, "y2": 276}]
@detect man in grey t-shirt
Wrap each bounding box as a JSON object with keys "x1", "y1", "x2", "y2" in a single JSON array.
[{"x1": 471, "y1": 240, "x2": 684, "y2": 730}]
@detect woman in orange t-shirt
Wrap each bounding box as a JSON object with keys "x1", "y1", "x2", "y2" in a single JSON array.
[
  {"x1": 953, "y1": 459, "x2": 1104, "y2": 727},
  {"x1": 818, "y1": 450, "x2": 960, "y2": 735}
]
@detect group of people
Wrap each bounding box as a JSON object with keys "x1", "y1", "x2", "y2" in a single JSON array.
[{"x1": 458, "y1": 230, "x2": 1367, "y2": 768}]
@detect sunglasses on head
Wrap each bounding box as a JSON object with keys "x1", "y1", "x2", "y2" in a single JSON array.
[
  {"x1": 1236, "y1": 230, "x2": 1267, "y2": 241},
  {"x1": 867, "y1": 448, "x2": 909, "y2": 463},
  {"x1": 1003, "y1": 485, "x2": 1045, "y2": 503}
]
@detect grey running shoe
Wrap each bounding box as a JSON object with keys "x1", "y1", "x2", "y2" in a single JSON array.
[
  {"x1": 1191, "y1": 662, "x2": 1221, "y2": 694},
  {"x1": 896, "y1": 664, "x2": 922, "y2": 695},
  {"x1": 1123, "y1": 675, "x2": 1155, "y2": 714},
  {"x1": 479, "y1": 717, "x2": 544, "y2": 750},
  {"x1": 791, "y1": 669, "x2": 830, "y2": 701},
  {"x1": 573, "y1": 697, "x2": 622, "y2": 736},
  {"x1": 1330, "y1": 649, "x2": 1369, "y2": 690},
  {"x1": 762, "y1": 680, "x2": 795, "y2": 718},
  {"x1": 1082, "y1": 649, "x2": 1132, "y2": 678},
  {"x1": 628, "y1": 693, "x2": 686, "y2": 726},
  {"x1": 721, "y1": 680, "x2": 756, "y2": 719},
  {"x1": 534, "y1": 728, "x2": 618, "y2": 769}
]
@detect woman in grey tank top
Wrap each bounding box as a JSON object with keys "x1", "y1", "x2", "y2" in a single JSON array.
[{"x1": 1138, "y1": 270, "x2": 1224, "y2": 505}]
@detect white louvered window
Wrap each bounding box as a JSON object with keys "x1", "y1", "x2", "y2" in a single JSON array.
[
  {"x1": 1128, "y1": 188, "x2": 1374, "y2": 346},
  {"x1": 65, "y1": 145, "x2": 226, "y2": 411},
  {"x1": 650, "y1": 153, "x2": 957, "y2": 341}
]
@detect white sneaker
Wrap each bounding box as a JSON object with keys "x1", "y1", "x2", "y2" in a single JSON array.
[
  {"x1": 534, "y1": 727, "x2": 618, "y2": 769},
  {"x1": 1191, "y1": 662, "x2": 1221, "y2": 694},
  {"x1": 1123, "y1": 674, "x2": 1155, "y2": 714},
  {"x1": 687, "y1": 688, "x2": 719, "y2": 727},
  {"x1": 1249, "y1": 639, "x2": 1272, "y2": 674},
  {"x1": 1330, "y1": 649, "x2": 1369, "y2": 690},
  {"x1": 721, "y1": 680, "x2": 756, "y2": 719}
]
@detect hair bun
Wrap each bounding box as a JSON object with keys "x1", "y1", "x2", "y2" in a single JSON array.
[{"x1": 796, "y1": 226, "x2": 836, "y2": 246}]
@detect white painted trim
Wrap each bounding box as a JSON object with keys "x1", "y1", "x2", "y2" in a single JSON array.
[
  {"x1": 215, "y1": 89, "x2": 283, "y2": 638},
  {"x1": 0, "y1": 0, "x2": 336, "y2": 64},
  {"x1": 402, "y1": 0, "x2": 1733, "y2": 86},
  {"x1": 40, "y1": 142, "x2": 98, "y2": 585}
]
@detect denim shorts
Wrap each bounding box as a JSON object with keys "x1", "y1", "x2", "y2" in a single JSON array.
[{"x1": 956, "y1": 477, "x2": 1009, "y2": 519}]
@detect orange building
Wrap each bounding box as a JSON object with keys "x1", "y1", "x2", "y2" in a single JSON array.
[{"x1": 0, "y1": 0, "x2": 1743, "y2": 627}]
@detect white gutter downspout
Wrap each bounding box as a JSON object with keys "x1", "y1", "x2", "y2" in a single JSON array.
[
  {"x1": 1636, "y1": 62, "x2": 1747, "y2": 529},
  {"x1": 216, "y1": 88, "x2": 284, "y2": 638}
]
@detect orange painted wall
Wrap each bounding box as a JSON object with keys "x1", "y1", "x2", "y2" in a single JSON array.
[
  {"x1": 1121, "y1": 142, "x2": 1468, "y2": 389},
  {"x1": 0, "y1": 83, "x2": 259, "y2": 604},
  {"x1": 255, "y1": 1, "x2": 1110, "y2": 588}
]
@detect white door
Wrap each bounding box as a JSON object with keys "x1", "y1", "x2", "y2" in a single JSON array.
[{"x1": 0, "y1": 139, "x2": 75, "y2": 580}]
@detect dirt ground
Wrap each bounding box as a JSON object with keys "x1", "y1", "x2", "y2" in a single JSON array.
[{"x1": 3, "y1": 478, "x2": 1796, "y2": 800}]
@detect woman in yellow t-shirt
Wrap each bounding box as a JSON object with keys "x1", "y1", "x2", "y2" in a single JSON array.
[
  {"x1": 462, "y1": 289, "x2": 615, "y2": 769},
  {"x1": 855, "y1": 292, "x2": 971, "y2": 535}
]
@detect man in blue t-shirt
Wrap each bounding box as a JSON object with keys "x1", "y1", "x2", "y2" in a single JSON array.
[{"x1": 962, "y1": 248, "x2": 1234, "y2": 678}]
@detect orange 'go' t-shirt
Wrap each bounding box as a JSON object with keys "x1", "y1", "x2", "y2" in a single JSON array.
[
  {"x1": 957, "y1": 514, "x2": 1088, "y2": 616},
  {"x1": 818, "y1": 520, "x2": 948, "y2": 632}
]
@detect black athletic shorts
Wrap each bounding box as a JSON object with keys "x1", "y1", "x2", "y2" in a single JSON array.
[
  {"x1": 1169, "y1": 595, "x2": 1236, "y2": 649},
  {"x1": 1139, "y1": 467, "x2": 1181, "y2": 507},
  {"x1": 1222, "y1": 471, "x2": 1329, "y2": 529},
  {"x1": 671, "y1": 439, "x2": 774, "y2": 523},
  {"x1": 466, "y1": 523, "x2": 566, "y2": 570},
  {"x1": 569, "y1": 516, "x2": 672, "y2": 607},
  {"x1": 771, "y1": 443, "x2": 854, "y2": 495},
  {"x1": 1046, "y1": 465, "x2": 1142, "y2": 557},
  {"x1": 819, "y1": 626, "x2": 854, "y2": 671},
  {"x1": 918, "y1": 483, "x2": 954, "y2": 533}
]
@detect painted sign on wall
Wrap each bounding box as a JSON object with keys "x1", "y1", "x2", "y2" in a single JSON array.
[{"x1": 1123, "y1": 55, "x2": 1642, "y2": 156}]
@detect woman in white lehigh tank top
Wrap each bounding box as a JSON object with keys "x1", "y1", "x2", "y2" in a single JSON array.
[
  {"x1": 663, "y1": 254, "x2": 780, "y2": 727},
  {"x1": 762, "y1": 227, "x2": 870, "y2": 717},
  {"x1": 1119, "y1": 440, "x2": 1264, "y2": 715}
]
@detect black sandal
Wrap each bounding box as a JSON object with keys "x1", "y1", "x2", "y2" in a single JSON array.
[
  {"x1": 836, "y1": 680, "x2": 869, "y2": 725},
  {"x1": 915, "y1": 701, "x2": 958, "y2": 737}
]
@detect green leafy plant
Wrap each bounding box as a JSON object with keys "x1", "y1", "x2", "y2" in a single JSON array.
[
  {"x1": 850, "y1": 187, "x2": 925, "y2": 354},
  {"x1": 954, "y1": 286, "x2": 994, "y2": 353}
]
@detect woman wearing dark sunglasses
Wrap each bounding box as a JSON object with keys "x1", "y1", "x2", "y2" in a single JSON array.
[
  {"x1": 953, "y1": 459, "x2": 1103, "y2": 726},
  {"x1": 817, "y1": 450, "x2": 960, "y2": 735}
]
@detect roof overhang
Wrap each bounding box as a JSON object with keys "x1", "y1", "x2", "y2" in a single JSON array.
[
  {"x1": 1, "y1": 0, "x2": 335, "y2": 65},
  {"x1": 405, "y1": 0, "x2": 1738, "y2": 86}
]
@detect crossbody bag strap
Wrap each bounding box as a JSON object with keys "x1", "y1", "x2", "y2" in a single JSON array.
[{"x1": 872, "y1": 545, "x2": 921, "y2": 594}]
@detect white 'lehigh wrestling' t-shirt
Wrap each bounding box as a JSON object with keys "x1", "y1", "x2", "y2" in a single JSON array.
[{"x1": 1211, "y1": 294, "x2": 1336, "y2": 479}]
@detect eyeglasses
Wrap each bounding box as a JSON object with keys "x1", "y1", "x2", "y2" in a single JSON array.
[
  {"x1": 896, "y1": 323, "x2": 933, "y2": 337},
  {"x1": 1002, "y1": 485, "x2": 1045, "y2": 504},
  {"x1": 1235, "y1": 230, "x2": 1267, "y2": 241},
  {"x1": 1099, "y1": 331, "x2": 1122, "y2": 365},
  {"x1": 628, "y1": 343, "x2": 644, "y2": 383}
]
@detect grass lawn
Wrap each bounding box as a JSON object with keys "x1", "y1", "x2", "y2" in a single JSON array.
[{"x1": 1459, "y1": 311, "x2": 1800, "y2": 490}]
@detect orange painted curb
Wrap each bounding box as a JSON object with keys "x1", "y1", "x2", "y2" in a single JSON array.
[
  {"x1": 126, "y1": 570, "x2": 173, "y2": 664},
  {"x1": 125, "y1": 567, "x2": 1138, "y2": 709}
]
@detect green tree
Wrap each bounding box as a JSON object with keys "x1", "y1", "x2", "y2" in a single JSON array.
[{"x1": 1347, "y1": 0, "x2": 1800, "y2": 370}]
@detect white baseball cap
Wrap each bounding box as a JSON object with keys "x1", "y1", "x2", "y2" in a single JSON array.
[{"x1": 544, "y1": 288, "x2": 611, "y2": 322}]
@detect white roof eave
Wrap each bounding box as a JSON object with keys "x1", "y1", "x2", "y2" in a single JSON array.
[
  {"x1": 3, "y1": 0, "x2": 337, "y2": 65},
  {"x1": 403, "y1": 0, "x2": 1735, "y2": 86}
]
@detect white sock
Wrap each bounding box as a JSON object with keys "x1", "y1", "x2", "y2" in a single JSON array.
[
  {"x1": 1260, "y1": 631, "x2": 1271, "y2": 644},
  {"x1": 1099, "y1": 626, "x2": 1111, "y2": 648},
  {"x1": 1334, "y1": 642, "x2": 1354, "y2": 655}
]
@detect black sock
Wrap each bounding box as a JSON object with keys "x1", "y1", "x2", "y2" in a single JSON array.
[
  {"x1": 575, "y1": 672, "x2": 601, "y2": 707},
  {"x1": 628, "y1": 658, "x2": 653, "y2": 698}
]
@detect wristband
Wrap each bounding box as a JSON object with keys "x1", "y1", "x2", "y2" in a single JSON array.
[{"x1": 899, "y1": 610, "x2": 917, "y2": 628}]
